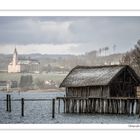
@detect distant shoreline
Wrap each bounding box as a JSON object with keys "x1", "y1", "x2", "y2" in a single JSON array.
[
  {"x1": 26, "y1": 88, "x2": 65, "y2": 93},
  {"x1": 0, "y1": 88, "x2": 65, "y2": 93}
]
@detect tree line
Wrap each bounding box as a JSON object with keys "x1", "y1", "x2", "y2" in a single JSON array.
[{"x1": 121, "y1": 40, "x2": 140, "y2": 75}]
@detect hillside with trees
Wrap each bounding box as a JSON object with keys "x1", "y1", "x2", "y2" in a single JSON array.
[
  {"x1": 0, "y1": 50, "x2": 124, "y2": 73},
  {"x1": 121, "y1": 40, "x2": 140, "y2": 76}
]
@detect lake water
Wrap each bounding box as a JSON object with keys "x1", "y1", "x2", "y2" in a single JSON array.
[{"x1": 0, "y1": 91, "x2": 140, "y2": 124}]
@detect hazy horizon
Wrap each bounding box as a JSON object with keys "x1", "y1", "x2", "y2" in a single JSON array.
[
  {"x1": 0, "y1": 16, "x2": 140, "y2": 55},
  {"x1": 0, "y1": 49, "x2": 124, "y2": 56}
]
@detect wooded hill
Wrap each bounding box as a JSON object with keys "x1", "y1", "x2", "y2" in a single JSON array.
[{"x1": 0, "y1": 51, "x2": 124, "y2": 73}]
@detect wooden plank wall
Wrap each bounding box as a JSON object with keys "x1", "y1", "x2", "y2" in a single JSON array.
[
  {"x1": 66, "y1": 86, "x2": 110, "y2": 98},
  {"x1": 137, "y1": 86, "x2": 140, "y2": 98}
]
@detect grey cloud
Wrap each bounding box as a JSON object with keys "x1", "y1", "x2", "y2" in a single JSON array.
[{"x1": 0, "y1": 16, "x2": 140, "y2": 53}]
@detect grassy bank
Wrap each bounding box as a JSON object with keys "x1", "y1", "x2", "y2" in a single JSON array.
[{"x1": 0, "y1": 72, "x2": 67, "y2": 83}]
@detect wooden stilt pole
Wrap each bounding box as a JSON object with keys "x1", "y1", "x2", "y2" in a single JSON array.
[
  {"x1": 52, "y1": 99, "x2": 55, "y2": 119},
  {"x1": 6, "y1": 94, "x2": 9, "y2": 112},
  {"x1": 58, "y1": 99, "x2": 60, "y2": 113},
  {"x1": 21, "y1": 98, "x2": 24, "y2": 117},
  {"x1": 63, "y1": 99, "x2": 65, "y2": 113},
  {"x1": 9, "y1": 95, "x2": 11, "y2": 112}
]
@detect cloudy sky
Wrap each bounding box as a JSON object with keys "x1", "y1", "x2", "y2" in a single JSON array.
[{"x1": 0, "y1": 16, "x2": 140, "y2": 55}]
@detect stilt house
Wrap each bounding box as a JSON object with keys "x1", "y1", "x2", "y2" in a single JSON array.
[{"x1": 60, "y1": 65, "x2": 140, "y2": 98}]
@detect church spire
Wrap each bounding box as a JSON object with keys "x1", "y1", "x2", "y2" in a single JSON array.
[
  {"x1": 13, "y1": 48, "x2": 18, "y2": 65},
  {"x1": 14, "y1": 48, "x2": 17, "y2": 55}
]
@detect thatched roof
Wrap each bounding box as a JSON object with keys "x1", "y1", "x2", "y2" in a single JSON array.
[{"x1": 60, "y1": 65, "x2": 140, "y2": 87}]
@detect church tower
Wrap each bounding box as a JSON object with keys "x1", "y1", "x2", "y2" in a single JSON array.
[
  {"x1": 8, "y1": 48, "x2": 20, "y2": 73},
  {"x1": 12, "y1": 48, "x2": 18, "y2": 66},
  {"x1": 8, "y1": 48, "x2": 40, "y2": 73}
]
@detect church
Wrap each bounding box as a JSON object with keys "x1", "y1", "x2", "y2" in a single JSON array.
[{"x1": 8, "y1": 48, "x2": 40, "y2": 73}]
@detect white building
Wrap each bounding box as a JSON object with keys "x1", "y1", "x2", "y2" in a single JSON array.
[{"x1": 8, "y1": 48, "x2": 40, "y2": 73}]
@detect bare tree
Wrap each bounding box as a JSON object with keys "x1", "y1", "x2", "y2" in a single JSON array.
[
  {"x1": 105, "y1": 46, "x2": 109, "y2": 56},
  {"x1": 99, "y1": 48, "x2": 102, "y2": 56},
  {"x1": 121, "y1": 52, "x2": 132, "y2": 65},
  {"x1": 121, "y1": 40, "x2": 140, "y2": 75},
  {"x1": 101, "y1": 48, "x2": 105, "y2": 56},
  {"x1": 113, "y1": 44, "x2": 116, "y2": 54}
]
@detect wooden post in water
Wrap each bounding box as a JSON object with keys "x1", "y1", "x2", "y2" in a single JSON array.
[
  {"x1": 92, "y1": 98, "x2": 95, "y2": 113},
  {"x1": 83, "y1": 99, "x2": 86, "y2": 113},
  {"x1": 119, "y1": 99, "x2": 122, "y2": 114},
  {"x1": 66, "y1": 99, "x2": 69, "y2": 113},
  {"x1": 21, "y1": 98, "x2": 24, "y2": 117},
  {"x1": 125, "y1": 99, "x2": 127, "y2": 114},
  {"x1": 129, "y1": 99, "x2": 132, "y2": 115},
  {"x1": 9, "y1": 95, "x2": 11, "y2": 112},
  {"x1": 133, "y1": 99, "x2": 137, "y2": 115},
  {"x1": 52, "y1": 99, "x2": 55, "y2": 119},
  {"x1": 71, "y1": 99, "x2": 74, "y2": 113},
  {"x1": 88, "y1": 99, "x2": 92, "y2": 113},
  {"x1": 114, "y1": 99, "x2": 117, "y2": 114},
  {"x1": 76, "y1": 99, "x2": 79, "y2": 113},
  {"x1": 6, "y1": 94, "x2": 9, "y2": 112},
  {"x1": 63, "y1": 99, "x2": 65, "y2": 113},
  {"x1": 103, "y1": 99, "x2": 106, "y2": 113},
  {"x1": 106, "y1": 99, "x2": 109, "y2": 114},
  {"x1": 95, "y1": 98, "x2": 98, "y2": 113},
  {"x1": 111, "y1": 99, "x2": 114, "y2": 114},
  {"x1": 139, "y1": 99, "x2": 140, "y2": 117},
  {"x1": 84, "y1": 99, "x2": 86, "y2": 113},
  {"x1": 74, "y1": 99, "x2": 77, "y2": 113},
  {"x1": 126, "y1": 99, "x2": 129, "y2": 115},
  {"x1": 123, "y1": 99, "x2": 126, "y2": 114},
  {"x1": 99, "y1": 98, "x2": 102, "y2": 113},
  {"x1": 136, "y1": 99, "x2": 139, "y2": 114},
  {"x1": 79, "y1": 99, "x2": 81, "y2": 113},
  {"x1": 58, "y1": 99, "x2": 60, "y2": 113},
  {"x1": 108, "y1": 99, "x2": 112, "y2": 114},
  {"x1": 80, "y1": 99, "x2": 83, "y2": 113},
  {"x1": 81, "y1": 99, "x2": 83, "y2": 113}
]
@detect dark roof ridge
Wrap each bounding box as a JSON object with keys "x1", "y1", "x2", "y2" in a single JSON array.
[{"x1": 73, "y1": 65, "x2": 128, "y2": 69}]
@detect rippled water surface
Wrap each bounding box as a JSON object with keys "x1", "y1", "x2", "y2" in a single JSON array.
[{"x1": 0, "y1": 91, "x2": 140, "y2": 124}]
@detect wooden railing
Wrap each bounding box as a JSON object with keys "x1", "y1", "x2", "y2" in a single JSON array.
[{"x1": 0, "y1": 94, "x2": 56, "y2": 118}]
